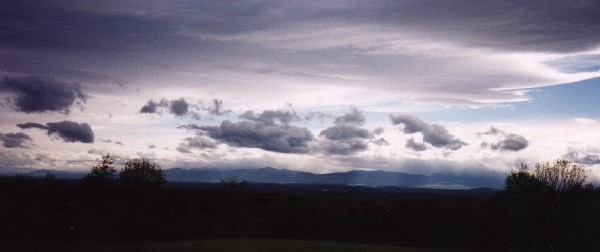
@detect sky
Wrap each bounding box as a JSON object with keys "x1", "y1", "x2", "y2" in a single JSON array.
[{"x1": 2, "y1": 0, "x2": 600, "y2": 184}]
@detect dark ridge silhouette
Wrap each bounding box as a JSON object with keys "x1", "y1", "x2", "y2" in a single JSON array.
[{"x1": 163, "y1": 167, "x2": 505, "y2": 188}]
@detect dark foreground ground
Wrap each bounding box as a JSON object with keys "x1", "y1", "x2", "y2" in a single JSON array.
[
  {"x1": 27, "y1": 238, "x2": 457, "y2": 252},
  {"x1": 1, "y1": 177, "x2": 599, "y2": 251}
]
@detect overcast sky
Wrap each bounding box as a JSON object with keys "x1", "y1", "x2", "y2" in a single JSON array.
[{"x1": 2, "y1": 0, "x2": 600, "y2": 182}]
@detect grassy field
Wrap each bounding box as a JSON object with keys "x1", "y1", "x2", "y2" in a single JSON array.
[{"x1": 41, "y1": 238, "x2": 457, "y2": 252}]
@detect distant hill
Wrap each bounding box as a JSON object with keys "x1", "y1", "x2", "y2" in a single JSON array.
[
  {"x1": 0, "y1": 167, "x2": 504, "y2": 188},
  {"x1": 163, "y1": 167, "x2": 505, "y2": 188},
  {"x1": 0, "y1": 169, "x2": 86, "y2": 180}
]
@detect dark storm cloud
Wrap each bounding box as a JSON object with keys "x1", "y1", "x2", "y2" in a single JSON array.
[
  {"x1": 25, "y1": 1, "x2": 600, "y2": 52},
  {"x1": 353, "y1": 1, "x2": 600, "y2": 53},
  {"x1": 563, "y1": 149, "x2": 600, "y2": 165},
  {"x1": 333, "y1": 107, "x2": 365, "y2": 126},
  {"x1": 199, "y1": 120, "x2": 313, "y2": 154},
  {"x1": 390, "y1": 115, "x2": 467, "y2": 150},
  {"x1": 0, "y1": 0, "x2": 189, "y2": 52},
  {"x1": 479, "y1": 127, "x2": 529, "y2": 152},
  {"x1": 17, "y1": 122, "x2": 48, "y2": 130},
  {"x1": 170, "y1": 98, "x2": 189, "y2": 117},
  {"x1": 177, "y1": 136, "x2": 218, "y2": 153},
  {"x1": 46, "y1": 121, "x2": 94, "y2": 143},
  {"x1": 18, "y1": 121, "x2": 94, "y2": 143},
  {"x1": 2, "y1": 0, "x2": 599, "y2": 76},
  {"x1": 208, "y1": 99, "x2": 231, "y2": 116},
  {"x1": 406, "y1": 138, "x2": 427, "y2": 152},
  {"x1": 191, "y1": 109, "x2": 313, "y2": 153},
  {"x1": 1, "y1": 76, "x2": 86, "y2": 113},
  {"x1": 318, "y1": 108, "x2": 374, "y2": 155},
  {"x1": 140, "y1": 100, "x2": 159, "y2": 113},
  {"x1": 0, "y1": 132, "x2": 32, "y2": 148}
]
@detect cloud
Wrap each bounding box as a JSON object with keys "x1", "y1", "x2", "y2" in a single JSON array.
[
  {"x1": 140, "y1": 100, "x2": 160, "y2": 113},
  {"x1": 240, "y1": 109, "x2": 301, "y2": 125},
  {"x1": 319, "y1": 138, "x2": 369, "y2": 155},
  {"x1": 318, "y1": 108, "x2": 374, "y2": 155},
  {"x1": 563, "y1": 148, "x2": 600, "y2": 165},
  {"x1": 177, "y1": 136, "x2": 218, "y2": 153},
  {"x1": 46, "y1": 121, "x2": 94, "y2": 143},
  {"x1": 406, "y1": 138, "x2": 427, "y2": 152},
  {"x1": 0, "y1": 132, "x2": 32, "y2": 148},
  {"x1": 8, "y1": 1, "x2": 600, "y2": 54},
  {"x1": 491, "y1": 134, "x2": 529, "y2": 152},
  {"x1": 199, "y1": 120, "x2": 313, "y2": 154},
  {"x1": 170, "y1": 98, "x2": 189, "y2": 116},
  {"x1": 304, "y1": 111, "x2": 334, "y2": 122},
  {"x1": 139, "y1": 98, "x2": 199, "y2": 118},
  {"x1": 320, "y1": 125, "x2": 372, "y2": 140},
  {"x1": 390, "y1": 115, "x2": 467, "y2": 150},
  {"x1": 479, "y1": 127, "x2": 529, "y2": 152},
  {"x1": 1, "y1": 76, "x2": 86, "y2": 113},
  {"x1": 319, "y1": 125, "x2": 373, "y2": 155},
  {"x1": 208, "y1": 99, "x2": 231, "y2": 115},
  {"x1": 16, "y1": 122, "x2": 49, "y2": 130},
  {"x1": 356, "y1": 1, "x2": 600, "y2": 53},
  {"x1": 18, "y1": 121, "x2": 94, "y2": 143},
  {"x1": 190, "y1": 109, "x2": 313, "y2": 154},
  {"x1": 333, "y1": 107, "x2": 365, "y2": 126}
]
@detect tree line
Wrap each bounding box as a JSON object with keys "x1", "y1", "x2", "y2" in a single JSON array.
[{"x1": 80, "y1": 154, "x2": 165, "y2": 189}]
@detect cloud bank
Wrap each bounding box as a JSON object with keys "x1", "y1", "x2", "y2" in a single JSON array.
[
  {"x1": 0, "y1": 133, "x2": 32, "y2": 148},
  {"x1": 191, "y1": 109, "x2": 313, "y2": 154},
  {"x1": 317, "y1": 108, "x2": 377, "y2": 155},
  {"x1": 1, "y1": 76, "x2": 86, "y2": 113}
]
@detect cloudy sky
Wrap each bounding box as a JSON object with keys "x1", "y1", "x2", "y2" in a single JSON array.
[{"x1": 2, "y1": 0, "x2": 600, "y2": 183}]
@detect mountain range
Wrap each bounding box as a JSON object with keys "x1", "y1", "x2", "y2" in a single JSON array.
[{"x1": 163, "y1": 167, "x2": 504, "y2": 189}]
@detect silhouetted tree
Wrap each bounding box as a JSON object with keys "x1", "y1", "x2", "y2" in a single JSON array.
[
  {"x1": 505, "y1": 163, "x2": 547, "y2": 193},
  {"x1": 500, "y1": 159, "x2": 596, "y2": 250},
  {"x1": 507, "y1": 159, "x2": 588, "y2": 193},
  {"x1": 119, "y1": 158, "x2": 166, "y2": 188},
  {"x1": 81, "y1": 154, "x2": 116, "y2": 188},
  {"x1": 533, "y1": 159, "x2": 588, "y2": 191}
]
